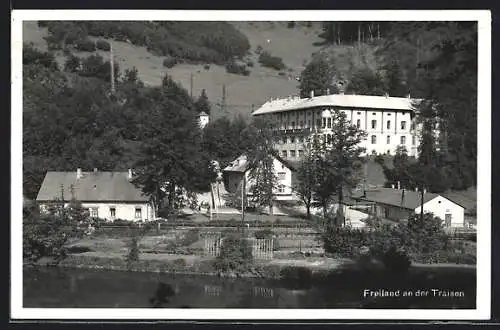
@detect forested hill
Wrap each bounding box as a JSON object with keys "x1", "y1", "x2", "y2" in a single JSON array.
[
  {"x1": 23, "y1": 21, "x2": 478, "y2": 199},
  {"x1": 23, "y1": 21, "x2": 324, "y2": 119}
]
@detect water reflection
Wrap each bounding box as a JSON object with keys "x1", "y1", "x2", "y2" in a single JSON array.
[
  {"x1": 149, "y1": 282, "x2": 175, "y2": 307},
  {"x1": 23, "y1": 267, "x2": 475, "y2": 309}
]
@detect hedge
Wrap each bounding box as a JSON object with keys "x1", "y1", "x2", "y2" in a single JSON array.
[{"x1": 95, "y1": 39, "x2": 111, "y2": 51}]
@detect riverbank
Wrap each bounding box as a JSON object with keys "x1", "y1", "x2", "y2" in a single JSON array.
[
  {"x1": 26, "y1": 252, "x2": 476, "y2": 281},
  {"x1": 29, "y1": 253, "x2": 352, "y2": 279}
]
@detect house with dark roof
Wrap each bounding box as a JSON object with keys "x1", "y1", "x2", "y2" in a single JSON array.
[
  {"x1": 36, "y1": 168, "x2": 155, "y2": 222},
  {"x1": 222, "y1": 154, "x2": 297, "y2": 201},
  {"x1": 351, "y1": 187, "x2": 465, "y2": 228}
]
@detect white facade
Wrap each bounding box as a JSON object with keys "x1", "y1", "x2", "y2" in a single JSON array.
[
  {"x1": 416, "y1": 196, "x2": 465, "y2": 228},
  {"x1": 223, "y1": 155, "x2": 295, "y2": 200},
  {"x1": 252, "y1": 94, "x2": 422, "y2": 158},
  {"x1": 39, "y1": 202, "x2": 155, "y2": 222},
  {"x1": 245, "y1": 157, "x2": 294, "y2": 199},
  {"x1": 36, "y1": 170, "x2": 156, "y2": 223}
]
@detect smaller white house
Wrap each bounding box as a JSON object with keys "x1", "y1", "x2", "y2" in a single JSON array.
[
  {"x1": 36, "y1": 168, "x2": 155, "y2": 222},
  {"x1": 222, "y1": 154, "x2": 296, "y2": 201},
  {"x1": 352, "y1": 187, "x2": 465, "y2": 228},
  {"x1": 198, "y1": 111, "x2": 210, "y2": 129}
]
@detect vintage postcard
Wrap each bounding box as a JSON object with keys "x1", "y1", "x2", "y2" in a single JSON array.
[{"x1": 11, "y1": 9, "x2": 491, "y2": 320}]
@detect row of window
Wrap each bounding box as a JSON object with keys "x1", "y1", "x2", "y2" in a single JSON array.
[
  {"x1": 280, "y1": 133, "x2": 416, "y2": 146},
  {"x1": 280, "y1": 136, "x2": 306, "y2": 144},
  {"x1": 371, "y1": 135, "x2": 416, "y2": 145},
  {"x1": 281, "y1": 150, "x2": 304, "y2": 158},
  {"x1": 275, "y1": 110, "x2": 411, "y2": 120},
  {"x1": 89, "y1": 207, "x2": 143, "y2": 219},
  {"x1": 279, "y1": 119, "x2": 412, "y2": 131},
  {"x1": 357, "y1": 119, "x2": 408, "y2": 130}
]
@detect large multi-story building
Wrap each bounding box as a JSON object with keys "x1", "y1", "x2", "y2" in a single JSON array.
[{"x1": 251, "y1": 92, "x2": 422, "y2": 158}]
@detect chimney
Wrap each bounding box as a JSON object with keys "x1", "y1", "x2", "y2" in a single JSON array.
[
  {"x1": 391, "y1": 184, "x2": 395, "y2": 189},
  {"x1": 93, "y1": 168, "x2": 98, "y2": 173},
  {"x1": 415, "y1": 187, "x2": 418, "y2": 192},
  {"x1": 407, "y1": 93, "x2": 411, "y2": 99},
  {"x1": 76, "y1": 168, "x2": 82, "y2": 180},
  {"x1": 423, "y1": 188, "x2": 427, "y2": 194},
  {"x1": 397, "y1": 181, "x2": 400, "y2": 190},
  {"x1": 326, "y1": 88, "x2": 330, "y2": 95},
  {"x1": 309, "y1": 90, "x2": 314, "y2": 98},
  {"x1": 384, "y1": 93, "x2": 389, "y2": 98},
  {"x1": 128, "y1": 169, "x2": 133, "y2": 180}
]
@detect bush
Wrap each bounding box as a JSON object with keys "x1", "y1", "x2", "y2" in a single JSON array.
[
  {"x1": 74, "y1": 38, "x2": 96, "y2": 52},
  {"x1": 287, "y1": 21, "x2": 296, "y2": 29},
  {"x1": 203, "y1": 64, "x2": 210, "y2": 70},
  {"x1": 278, "y1": 71, "x2": 286, "y2": 76},
  {"x1": 163, "y1": 57, "x2": 178, "y2": 68},
  {"x1": 214, "y1": 234, "x2": 253, "y2": 272},
  {"x1": 225, "y1": 61, "x2": 250, "y2": 76},
  {"x1": 79, "y1": 53, "x2": 120, "y2": 82},
  {"x1": 246, "y1": 60, "x2": 254, "y2": 67},
  {"x1": 125, "y1": 236, "x2": 140, "y2": 267},
  {"x1": 64, "y1": 54, "x2": 81, "y2": 73},
  {"x1": 255, "y1": 45, "x2": 263, "y2": 54},
  {"x1": 322, "y1": 226, "x2": 370, "y2": 257},
  {"x1": 112, "y1": 219, "x2": 136, "y2": 227},
  {"x1": 95, "y1": 39, "x2": 111, "y2": 51},
  {"x1": 258, "y1": 51, "x2": 286, "y2": 71}
]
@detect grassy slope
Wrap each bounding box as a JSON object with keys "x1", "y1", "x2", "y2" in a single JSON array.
[
  {"x1": 23, "y1": 21, "x2": 323, "y2": 121},
  {"x1": 22, "y1": 21, "x2": 476, "y2": 206}
]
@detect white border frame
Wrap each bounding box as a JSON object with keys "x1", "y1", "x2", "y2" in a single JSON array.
[{"x1": 11, "y1": 10, "x2": 491, "y2": 320}]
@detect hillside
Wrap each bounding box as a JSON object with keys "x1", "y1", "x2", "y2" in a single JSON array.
[{"x1": 23, "y1": 21, "x2": 325, "y2": 120}]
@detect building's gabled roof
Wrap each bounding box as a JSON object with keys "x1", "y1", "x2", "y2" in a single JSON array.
[
  {"x1": 351, "y1": 187, "x2": 440, "y2": 210},
  {"x1": 223, "y1": 153, "x2": 295, "y2": 173},
  {"x1": 223, "y1": 155, "x2": 250, "y2": 173},
  {"x1": 273, "y1": 154, "x2": 300, "y2": 171},
  {"x1": 36, "y1": 171, "x2": 149, "y2": 202},
  {"x1": 252, "y1": 94, "x2": 421, "y2": 116}
]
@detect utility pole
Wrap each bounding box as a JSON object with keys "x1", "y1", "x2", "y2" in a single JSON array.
[
  {"x1": 241, "y1": 176, "x2": 246, "y2": 235},
  {"x1": 190, "y1": 72, "x2": 193, "y2": 98},
  {"x1": 420, "y1": 185, "x2": 424, "y2": 223},
  {"x1": 110, "y1": 42, "x2": 115, "y2": 94},
  {"x1": 221, "y1": 84, "x2": 226, "y2": 115}
]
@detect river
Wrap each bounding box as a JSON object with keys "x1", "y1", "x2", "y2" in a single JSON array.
[{"x1": 23, "y1": 266, "x2": 475, "y2": 309}]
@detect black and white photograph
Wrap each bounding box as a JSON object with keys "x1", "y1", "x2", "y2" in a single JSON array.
[{"x1": 11, "y1": 10, "x2": 491, "y2": 320}]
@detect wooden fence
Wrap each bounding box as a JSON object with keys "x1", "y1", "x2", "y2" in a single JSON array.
[
  {"x1": 203, "y1": 235, "x2": 274, "y2": 260},
  {"x1": 203, "y1": 233, "x2": 222, "y2": 257},
  {"x1": 249, "y1": 238, "x2": 274, "y2": 260}
]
